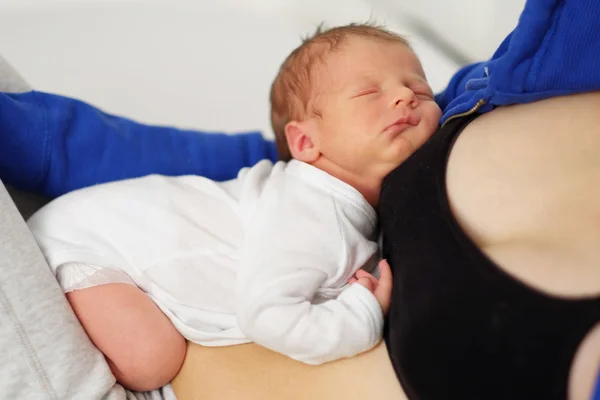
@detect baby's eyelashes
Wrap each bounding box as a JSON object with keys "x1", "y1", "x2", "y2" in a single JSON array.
[
  {"x1": 410, "y1": 85, "x2": 435, "y2": 100},
  {"x1": 416, "y1": 93, "x2": 434, "y2": 100},
  {"x1": 349, "y1": 83, "x2": 433, "y2": 102},
  {"x1": 352, "y1": 88, "x2": 379, "y2": 98}
]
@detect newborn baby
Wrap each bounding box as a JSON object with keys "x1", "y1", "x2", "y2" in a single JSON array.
[{"x1": 28, "y1": 23, "x2": 441, "y2": 391}]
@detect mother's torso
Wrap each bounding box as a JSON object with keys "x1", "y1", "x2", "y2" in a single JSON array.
[{"x1": 380, "y1": 91, "x2": 600, "y2": 400}]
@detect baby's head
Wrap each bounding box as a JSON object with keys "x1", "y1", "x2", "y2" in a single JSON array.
[{"x1": 270, "y1": 23, "x2": 441, "y2": 193}]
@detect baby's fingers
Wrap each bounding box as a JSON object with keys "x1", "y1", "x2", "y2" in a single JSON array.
[
  {"x1": 378, "y1": 259, "x2": 393, "y2": 285},
  {"x1": 356, "y1": 269, "x2": 378, "y2": 287},
  {"x1": 355, "y1": 276, "x2": 375, "y2": 292},
  {"x1": 356, "y1": 269, "x2": 373, "y2": 279},
  {"x1": 374, "y1": 259, "x2": 393, "y2": 315}
]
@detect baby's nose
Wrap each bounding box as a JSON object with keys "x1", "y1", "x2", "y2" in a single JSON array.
[{"x1": 393, "y1": 88, "x2": 417, "y2": 108}]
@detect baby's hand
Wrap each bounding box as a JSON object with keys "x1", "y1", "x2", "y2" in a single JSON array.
[{"x1": 349, "y1": 259, "x2": 393, "y2": 315}]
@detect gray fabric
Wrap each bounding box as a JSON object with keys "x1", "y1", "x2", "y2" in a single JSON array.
[
  {"x1": 129, "y1": 386, "x2": 176, "y2": 400},
  {"x1": 0, "y1": 55, "x2": 175, "y2": 399},
  {"x1": 0, "y1": 181, "x2": 124, "y2": 399},
  {"x1": 0, "y1": 54, "x2": 31, "y2": 93}
]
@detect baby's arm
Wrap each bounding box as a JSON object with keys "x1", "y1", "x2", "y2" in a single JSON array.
[
  {"x1": 235, "y1": 173, "x2": 385, "y2": 364},
  {"x1": 236, "y1": 260, "x2": 384, "y2": 365},
  {"x1": 66, "y1": 282, "x2": 186, "y2": 392}
]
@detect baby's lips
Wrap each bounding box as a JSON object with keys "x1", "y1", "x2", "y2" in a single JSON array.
[
  {"x1": 385, "y1": 113, "x2": 419, "y2": 132},
  {"x1": 408, "y1": 113, "x2": 420, "y2": 126}
]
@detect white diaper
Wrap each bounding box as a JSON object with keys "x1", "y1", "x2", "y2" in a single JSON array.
[{"x1": 56, "y1": 262, "x2": 137, "y2": 293}]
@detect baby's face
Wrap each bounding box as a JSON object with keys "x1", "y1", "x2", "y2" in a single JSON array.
[{"x1": 311, "y1": 37, "x2": 441, "y2": 181}]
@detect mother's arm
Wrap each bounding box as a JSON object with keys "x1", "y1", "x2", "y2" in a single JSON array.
[
  {"x1": 0, "y1": 91, "x2": 277, "y2": 198},
  {"x1": 172, "y1": 341, "x2": 407, "y2": 400}
]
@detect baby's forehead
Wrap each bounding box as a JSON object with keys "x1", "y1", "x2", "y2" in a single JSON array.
[
  {"x1": 329, "y1": 39, "x2": 421, "y2": 70},
  {"x1": 319, "y1": 50, "x2": 426, "y2": 85}
]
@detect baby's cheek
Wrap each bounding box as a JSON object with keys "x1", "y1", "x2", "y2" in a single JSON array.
[
  {"x1": 432, "y1": 104, "x2": 443, "y2": 123},
  {"x1": 334, "y1": 110, "x2": 361, "y2": 131},
  {"x1": 423, "y1": 105, "x2": 441, "y2": 129}
]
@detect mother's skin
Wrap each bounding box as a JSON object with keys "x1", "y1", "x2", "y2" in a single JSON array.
[{"x1": 172, "y1": 91, "x2": 600, "y2": 400}]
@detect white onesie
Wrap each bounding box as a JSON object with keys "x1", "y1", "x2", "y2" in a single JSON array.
[{"x1": 28, "y1": 159, "x2": 383, "y2": 365}]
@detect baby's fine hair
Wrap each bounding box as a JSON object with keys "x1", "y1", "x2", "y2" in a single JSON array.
[{"x1": 270, "y1": 23, "x2": 410, "y2": 161}]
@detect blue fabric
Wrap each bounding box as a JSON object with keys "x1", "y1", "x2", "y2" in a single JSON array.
[
  {"x1": 0, "y1": 91, "x2": 277, "y2": 197},
  {"x1": 436, "y1": 0, "x2": 600, "y2": 123},
  {"x1": 593, "y1": 368, "x2": 600, "y2": 400}
]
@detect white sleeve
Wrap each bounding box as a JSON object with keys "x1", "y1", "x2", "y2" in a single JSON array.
[{"x1": 236, "y1": 172, "x2": 384, "y2": 365}]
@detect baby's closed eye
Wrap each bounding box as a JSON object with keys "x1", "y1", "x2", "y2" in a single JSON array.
[
  {"x1": 352, "y1": 88, "x2": 380, "y2": 99},
  {"x1": 409, "y1": 83, "x2": 434, "y2": 99}
]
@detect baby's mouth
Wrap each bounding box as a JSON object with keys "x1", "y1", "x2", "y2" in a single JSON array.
[{"x1": 383, "y1": 114, "x2": 420, "y2": 134}]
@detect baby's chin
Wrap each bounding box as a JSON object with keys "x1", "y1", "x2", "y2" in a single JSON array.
[
  {"x1": 378, "y1": 131, "x2": 432, "y2": 174},
  {"x1": 379, "y1": 151, "x2": 414, "y2": 177},
  {"x1": 414, "y1": 119, "x2": 439, "y2": 146}
]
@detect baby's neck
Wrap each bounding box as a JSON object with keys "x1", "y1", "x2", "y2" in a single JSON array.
[{"x1": 310, "y1": 159, "x2": 383, "y2": 209}]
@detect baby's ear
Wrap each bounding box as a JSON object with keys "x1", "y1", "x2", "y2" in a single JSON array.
[{"x1": 284, "y1": 120, "x2": 320, "y2": 163}]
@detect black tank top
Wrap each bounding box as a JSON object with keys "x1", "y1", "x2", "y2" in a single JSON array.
[{"x1": 378, "y1": 115, "x2": 600, "y2": 400}]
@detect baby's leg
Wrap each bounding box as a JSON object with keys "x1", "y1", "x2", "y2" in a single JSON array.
[{"x1": 67, "y1": 283, "x2": 186, "y2": 392}]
